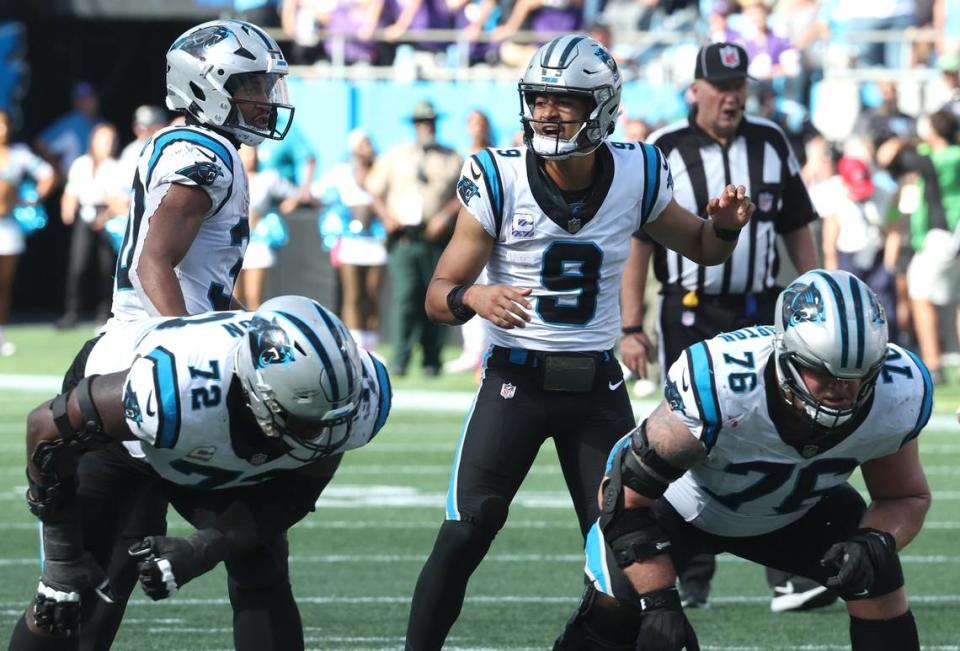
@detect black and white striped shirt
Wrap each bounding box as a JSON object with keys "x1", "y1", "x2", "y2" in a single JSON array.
[{"x1": 635, "y1": 110, "x2": 817, "y2": 296}]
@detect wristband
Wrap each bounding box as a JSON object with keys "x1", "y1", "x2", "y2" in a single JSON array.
[
  {"x1": 712, "y1": 221, "x2": 742, "y2": 242},
  {"x1": 622, "y1": 325, "x2": 644, "y2": 335},
  {"x1": 446, "y1": 284, "x2": 476, "y2": 323}
]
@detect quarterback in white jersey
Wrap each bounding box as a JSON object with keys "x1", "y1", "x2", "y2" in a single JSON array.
[
  {"x1": 14, "y1": 296, "x2": 391, "y2": 648},
  {"x1": 407, "y1": 34, "x2": 756, "y2": 650},
  {"x1": 573, "y1": 270, "x2": 931, "y2": 651}
]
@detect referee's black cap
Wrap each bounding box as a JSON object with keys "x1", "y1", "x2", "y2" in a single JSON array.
[{"x1": 694, "y1": 42, "x2": 753, "y2": 82}]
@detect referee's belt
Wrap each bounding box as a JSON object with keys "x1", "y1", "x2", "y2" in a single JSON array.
[
  {"x1": 487, "y1": 346, "x2": 615, "y2": 393},
  {"x1": 662, "y1": 287, "x2": 776, "y2": 309}
]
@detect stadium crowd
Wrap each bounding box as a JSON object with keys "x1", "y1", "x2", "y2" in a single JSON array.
[{"x1": 1, "y1": 0, "x2": 959, "y2": 385}]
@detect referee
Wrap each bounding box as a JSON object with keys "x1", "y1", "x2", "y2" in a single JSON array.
[{"x1": 621, "y1": 42, "x2": 825, "y2": 613}]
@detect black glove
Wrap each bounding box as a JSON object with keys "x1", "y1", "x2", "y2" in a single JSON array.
[
  {"x1": 33, "y1": 553, "x2": 114, "y2": 637},
  {"x1": 820, "y1": 528, "x2": 903, "y2": 600},
  {"x1": 634, "y1": 587, "x2": 700, "y2": 651},
  {"x1": 129, "y1": 529, "x2": 226, "y2": 601}
]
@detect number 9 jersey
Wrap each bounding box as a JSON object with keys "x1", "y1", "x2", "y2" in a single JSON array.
[
  {"x1": 458, "y1": 143, "x2": 673, "y2": 351},
  {"x1": 658, "y1": 327, "x2": 933, "y2": 537},
  {"x1": 85, "y1": 311, "x2": 392, "y2": 490}
]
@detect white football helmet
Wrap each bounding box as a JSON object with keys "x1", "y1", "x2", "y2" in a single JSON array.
[
  {"x1": 519, "y1": 34, "x2": 622, "y2": 159},
  {"x1": 774, "y1": 269, "x2": 888, "y2": 430},
  {"x1": 235, "y1": 296, "x2": 364, "y2": 460},
  {"x1": 166, "y1": 19, "x2": 293, "y2": 146}
]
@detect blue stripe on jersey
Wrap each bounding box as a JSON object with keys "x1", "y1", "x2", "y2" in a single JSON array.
[
  {"x1": 275, "y1": 310, "x2": 340, "y2": 402},
  {"x1": 146, "y1": 128, "x2": 233, "y2": 187},
  {"x1": 605, "y1": 432, "x2": 633, "y2": 474},
  {"x1": 472, "y1": 150, "x2": 504, "y2": 238},
  {"x1": 687, "y1": 342, "x2": 721, "y2": 450},
  {"x1": 850, "y1": 275, "x2": 865, "y2": 368},
  {"x1": 145, "y1": 346, "x2": 182, "y2": 449},
  {"x1": 313, "y1": 303, "x2": 355, "y2": 401},
  {"x1": 902, "y1": 348, "x2": 933, "y2": 445},
  {"x1": 446, "y1": 348, "x2": 492, "y2": 520},
  {"x1": 584, "y1": 522, "x2": 610, "y2": 595},
  {"x1": 814, "y1": 271, "x2": 849, "y2": 368},
  {"x1": 371, "y1": 356, "x2": 392, "y2": 437},
  {"x1": 639, "y1": 143, "x2": 659, "y2": 224}
]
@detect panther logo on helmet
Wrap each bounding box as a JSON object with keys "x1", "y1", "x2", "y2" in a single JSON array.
[
  {"x1": 248, "y1": 317, "x2": 295, "y2": 369},
  {"x1": 781, "y1": 283, "x2": 825, "y2": 329}
]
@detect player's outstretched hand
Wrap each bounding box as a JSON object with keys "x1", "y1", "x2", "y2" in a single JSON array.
[
  {"x1": 706, "y1": 184, "x2": 754, "y2": 232},
  {"x1": 466, "y1": 285, "x2": 532, "y2": 329}
]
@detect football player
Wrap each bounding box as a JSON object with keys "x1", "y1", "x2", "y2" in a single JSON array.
[
  {"x1": 562, "y1": 269, "x2": 931, "y2": 650},
  {"x1": 8, "y1": 296, "x2": 391, "y2": 650},
  {"x1": 110, "y1": 18, "x2": 293, "y2": 325},
  {"x1": 406, "y1": 34, "x2": 755, "y2": 649},
  {"x1": 23, "y1": 20, "x2": 296, "y2": 651}
]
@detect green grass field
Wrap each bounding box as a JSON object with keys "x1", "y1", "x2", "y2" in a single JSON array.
[{"x1": 0, "y1": 325, "x2": 958, "y2": 650}]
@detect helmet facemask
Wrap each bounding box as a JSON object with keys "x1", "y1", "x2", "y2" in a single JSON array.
[
  {"x1": 224, "y1": 72, "x2": 294, "y2": 144},
  {"x1": 519, "y1": 85, "x2": 613, "y2": 160},
  {"x1": 774, "y1": 348, "x2": 883, "y2": 433}
]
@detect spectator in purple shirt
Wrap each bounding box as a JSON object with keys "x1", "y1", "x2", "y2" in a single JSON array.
[
  {"x1": 735, "y1": 0, "x2": 800, "y2": 81},
  {"x1": 384, "y1": 0, "x2": 455, "y2": 52},
  {"x1": 491, "y1": 0, "x2": 583, "y2": 44}
]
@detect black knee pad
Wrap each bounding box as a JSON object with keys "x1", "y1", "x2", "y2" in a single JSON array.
[
  {"x1": 850, "y1": 611, "x2": 919, "y2": 651},
  {"x1": 474, "y1": 494, "x2": 510, "y2": 533},
  {"x1": 553, "y1": 585, "x2": 640, "y2": 651},
  {"x1": 225, "y1": 533, "x2": 290, "y2": 592}
]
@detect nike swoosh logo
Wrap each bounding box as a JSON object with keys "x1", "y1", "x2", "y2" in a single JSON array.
[
  {"x1": 609, "y1": 380, "x2": 624, "y2": 391},
  {"x1": 681, "y1": 372, "x2": 690, "y2": 392},
  {"x1": 145, "y1": 393, "x2": 157, "y2": 417},
  {"x1": 470, "y1": 161, "x2": 482, "y2": 180},
  {"x1": 582, "y1": 69, "x2": 599, "y2": 75},
  {"x1": 197, "y1": 149, "x2": 217, "y2": 163}
]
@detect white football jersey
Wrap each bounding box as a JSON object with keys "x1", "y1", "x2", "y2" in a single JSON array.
[
  {"x1": 85, "y1": 311, "x2": 391, "y2": 490},
  {"x1": 650, "y1": 329, "x2": 933, "y2": 537},
  {"x1": 107, "y1": 124, "x2": 250, "y2": 328},
  {"x1": 458, "y1": 143, "x2": 673, "y2": 351}
]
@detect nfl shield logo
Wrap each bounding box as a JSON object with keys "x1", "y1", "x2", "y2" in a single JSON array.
[
  {"x1": 719, "y1": 45, "x2": 741, "y2": 68},
  {"x1": 758, "y1": 191, "x2": 774, "y2": 213},
  {"x1": 500, "y1": 383, "x2": 516, "y2": 399}
]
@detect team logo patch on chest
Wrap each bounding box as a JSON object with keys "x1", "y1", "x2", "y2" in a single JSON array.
[{"x1": 510, "y1": 213, "x2": 535, "y2": 240}]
